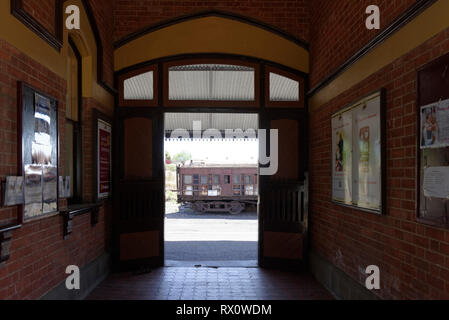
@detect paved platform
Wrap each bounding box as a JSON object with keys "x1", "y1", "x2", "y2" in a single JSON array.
[
  {"x1": 165, "y1": 205, "x2": 258, "y2": 265},
  {"x1": 88, "y1": 267, "x2": 334, "y2": 300}
]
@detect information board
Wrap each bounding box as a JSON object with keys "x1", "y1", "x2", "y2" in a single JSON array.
[{"x1": 331, "y1": 90, "x2": 385, "y2": 214}]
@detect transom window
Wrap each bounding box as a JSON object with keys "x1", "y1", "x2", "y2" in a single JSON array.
[
  {"x1": 168, "y1": 64, "x2": 255, "y2": 101},
  {"x1": 124, "y1": 71, "x2": 154, "y2": 100},
  {"x1": 118, "y1": 57, "x2": 305, "y2": 108},
  {"x1": 269, "y1": 72, "x2": 299, "y2": 102}
]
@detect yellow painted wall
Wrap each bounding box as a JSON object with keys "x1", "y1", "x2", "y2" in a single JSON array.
[
  {"x1": 0, "y1": 0, "x2": 113, "y2": 108},
  {"x1": 309, "y1": 0, "x2": 449, "y2": 111},
  {"x1": 115, "y1": 16, "x2": 309, "y2": 74}
]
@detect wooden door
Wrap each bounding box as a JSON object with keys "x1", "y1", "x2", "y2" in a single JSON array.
[
  {"x1": 258, "y1": 110, "x2": 308, "y2": 269},
  {"x1": 113, "y1": 108, "x2": 164, "y2": 271}
]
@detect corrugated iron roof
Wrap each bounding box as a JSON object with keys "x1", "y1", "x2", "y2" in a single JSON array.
[
  {"x1": 165, "y1": 112, "x2": 258, "y2": 132},
  {"x1": 269, "y1": 72, "x2": 299, "y2": 102},
  {"x1": 123, "y1": 71, "x2": 154, "y2": 100},
  {"x1": 169, "y1": 64, "x2": 255, "y2": 101}
]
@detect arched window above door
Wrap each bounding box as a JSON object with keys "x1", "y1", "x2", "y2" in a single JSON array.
[
  {"x1": 117, "y1": 56, "x2": 306, "y2": 109},
  {"x1": 119, "y1": 65, "x2": 158, "y2": 107}
]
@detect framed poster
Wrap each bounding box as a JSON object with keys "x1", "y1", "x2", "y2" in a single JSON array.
[
  {"x1": 331, "y1": 89, "x2": 385, "y2": 214},
  {"x1": 417, "y1": 52, "x2": 449, "y2": 228},
  {"x1": 94, "y1": 109, "x2": 112, "y2": 201},
  {"x1": 19, "y1": 82, "x2": 59, "y2": 222}
]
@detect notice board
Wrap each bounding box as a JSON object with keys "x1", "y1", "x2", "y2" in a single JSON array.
[
  {"x1": 418, "y1": 52, "x2": 449, "y2": 228},
  {"x1": 19, "y1": 82, "x2": 58, "y2": 222},
  {"x1": 331, "y1": 89, "x2": 386, "y2": 214}
]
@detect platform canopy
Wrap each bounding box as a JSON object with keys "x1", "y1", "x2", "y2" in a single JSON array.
[{"x1": 164, "y1": 113, "x2": 258, "y2": 140}]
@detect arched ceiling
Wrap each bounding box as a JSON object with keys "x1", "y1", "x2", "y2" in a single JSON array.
[{"x1": 114, "y1": 15, "x2": 309, "y2": 74}]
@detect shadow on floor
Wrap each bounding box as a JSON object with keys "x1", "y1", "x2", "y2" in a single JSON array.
[{"x1": 88, "y1": 267, "x2": 334, "y2": 300}]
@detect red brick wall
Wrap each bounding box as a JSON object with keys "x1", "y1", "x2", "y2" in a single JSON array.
[
  {"x1": 22, "y1": 0, "x2": 56, "y2": 36},
  {"x1": 0, "y1": 39, "x2": 111, "y2": 299},
  {"x1": 309, "y1": 0, "x2": 418, "y2": 88},
  {"x1": 113, "y1": 0, "x2": 310, "y2": 43},
  {"x1": 309, "y1": 26, "x2": 449, "y2": 299}
]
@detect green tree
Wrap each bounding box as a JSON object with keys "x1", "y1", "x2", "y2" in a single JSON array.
[
  {"x1": 172, "y1": 151, "x2": 192, "y2": 163},
  {"x1": 165, "y1": 151, "x2": 172, "y2": 161}
]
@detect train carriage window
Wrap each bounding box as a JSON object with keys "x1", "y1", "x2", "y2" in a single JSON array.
[
  {"x1": 233, "y1": 175, "x2": 241, "y2": 184},
  {"x1": 193, "y1": 174, "x2": 199, "y2": 185},
  {"x1": 224, "y1": 175, "x2": 231, "y2": 184},
  {"x1": 184, "y1": 185, "x2": 193, "y2": 196},
  {"x1": 200, "y1": 175, "x2": 208, "y2": 185},
  {"x1": 233, "y1": 185, "x2": 242, "y2": 196},
  {"x1": 184, "y1": 175, "x2": 192, "y2": 184},
  {"x1": 244, "y1": 175, "x2": 252, "y2": 184},
  {"x1": 213, "y1": 175, "x2": 220, "y2": 184}
]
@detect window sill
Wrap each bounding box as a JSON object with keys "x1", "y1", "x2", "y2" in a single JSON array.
[
  {"x1": 0, "y1": 223, "x2": 21, "y2": 265},
  {"x1": 61, "y1": 203, "x2": 101, "y2": 240}
]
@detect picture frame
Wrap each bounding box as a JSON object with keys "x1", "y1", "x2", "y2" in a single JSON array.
[{"x1": 18, "y1": 82, "x2": 59, "y2": 223}]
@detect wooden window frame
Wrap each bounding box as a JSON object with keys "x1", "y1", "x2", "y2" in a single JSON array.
[
  {"x1": 11, "y1": 0, "x2": 63, "y2": 51},
  {"x1": 67, "y1": 37, "x2": 83, "y2": 205},
  {"x1": 163, "y1": 58, "x2": 261, "y2": 108},
  {"x1": 118, "y1": 64, "x2": 159, "y2": 107}
]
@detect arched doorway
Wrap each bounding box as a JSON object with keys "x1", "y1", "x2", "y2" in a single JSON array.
[{"x1": 113, "y1": 54, "x2": 308, "y2": 271}]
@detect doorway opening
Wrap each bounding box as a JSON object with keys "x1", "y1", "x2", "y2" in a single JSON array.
[{"x1": 164, "y1": 112, "x2": 259, "y2": 267}]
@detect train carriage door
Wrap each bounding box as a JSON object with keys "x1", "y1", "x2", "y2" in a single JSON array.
[
  {"x1": 258, "y1": 67, "x2": 308, "y2": 269},
  {"x1": 113, "y1": 107, "x2": 165, "y2": 271}
]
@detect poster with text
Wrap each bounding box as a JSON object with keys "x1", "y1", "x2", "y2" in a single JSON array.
[
  {"x1": 420, "y1": 98, "x2": 449, "y2": 149},
  {"x1": 352, "y1": 96, "x2": 382, "y2": 210},
  {"x1": 332, "y1": 111, "x2": 353, "y2": 204},
  {"x1": 98, "y1": 119, "x2": 112, "y2": 199}
]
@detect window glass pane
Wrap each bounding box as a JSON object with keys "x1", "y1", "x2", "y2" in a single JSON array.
[
  {"x1": 213, "y1": 175, "x2": 220, "y2": 184},
  {"x1": 245, "y1": 175, "x2": 252, "y2": 184},
  {"x1": 200, "y1": 175, "x2": 208, "y2": 185},
  {"x1": 169, "y1": 64, "x2": 255, "y2": 101},
  {"x1": 224, "y1": 175, "x2": 231, "y2": 184},
  {"x1": 270, "y1": 72, "x2": 299, "y2": 102},
  {"x1": 184, "y1": 175, "x2": 192, "y2": 184},
  {"x1": 193, "y1": 175, "x2": 199, "y2": 185},
  {"x1": 124, "y1": 71, "x2": 154, "y2": 100},
  {"x1": 233, "y1": 175, "x2": 241, "y2": 184}
]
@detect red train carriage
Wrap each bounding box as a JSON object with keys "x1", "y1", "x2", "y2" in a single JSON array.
[{"x1": 177, "y1": 162, "x2": 258, "y2": 214}]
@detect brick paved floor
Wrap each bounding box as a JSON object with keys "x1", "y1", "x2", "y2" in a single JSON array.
[{"x1": 88, "y1": 267, "x2": 334, "y2": 300}]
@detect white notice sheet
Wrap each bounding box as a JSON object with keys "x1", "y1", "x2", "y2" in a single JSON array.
[{"x1": 423, "y1": 166, "x2": 449, "y2": 199}]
